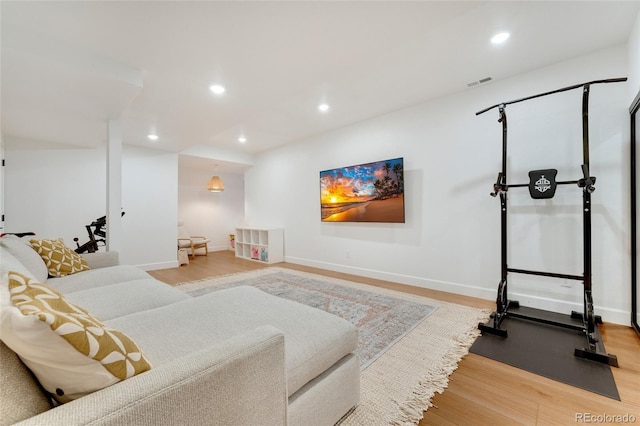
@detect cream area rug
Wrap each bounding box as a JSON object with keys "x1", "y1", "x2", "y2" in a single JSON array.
[{"x1": 176, "y1": 267, "x2": 490, "y2": 425}]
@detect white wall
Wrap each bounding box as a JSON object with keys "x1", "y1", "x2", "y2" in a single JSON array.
[
  {"x1": 628, "y1": 9, "x2": 640, "y2": 101},
  {"x1": 4, "y1": 146, "x2": 107, "y2": 244},
  {"x1": 0, "y1": 136, "x2": 5, "y2": 234},
  {"x1": 245, "y1": 45, "x2": 631, "y2": 324},
  {"x1": 630, "y1": 9, "x2": 640, "y2": 328},
  {"x1": 122, "y1": 146, "x2": 178, "y2": 269},
  {"x1": 178, "y1": 165, "x2": 245, "y2": 251},
  {"x1": 4, "y1": 144, "x2": 178, "y2": 269}
]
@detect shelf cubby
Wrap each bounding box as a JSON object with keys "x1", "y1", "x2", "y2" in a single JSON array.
[{"x1": 234, "y1": 227, "x2": 283, "y2": 264}]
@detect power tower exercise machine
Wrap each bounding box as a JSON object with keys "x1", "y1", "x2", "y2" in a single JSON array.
[{"x1": 476, "y1": 78, "x2": 626, "y2": 367}]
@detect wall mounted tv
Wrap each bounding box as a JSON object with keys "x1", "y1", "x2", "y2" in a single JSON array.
[{"x1": 320, "y1": 157, "x2": 405, "y2": 223}]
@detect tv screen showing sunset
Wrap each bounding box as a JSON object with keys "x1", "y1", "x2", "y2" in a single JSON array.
[{"x1": 320, "y1": 157, "x2": 405, "y2": 223}]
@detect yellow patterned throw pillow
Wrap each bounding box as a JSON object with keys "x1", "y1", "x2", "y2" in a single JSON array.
[
  {"x1": 30, "y1": 238, "x2": 90, "y2": 277},
  {"x1": 0, "y1": 271, "x2": 151, "y2": 402}
]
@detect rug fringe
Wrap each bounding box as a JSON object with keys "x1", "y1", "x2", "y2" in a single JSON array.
[{"x1": 389, "y1": 322, "x2": 485, "y2": 425}]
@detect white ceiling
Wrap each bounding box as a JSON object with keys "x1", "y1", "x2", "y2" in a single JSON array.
[{"x1": 2, "y1": 1, "x2": 638, "y2": 168}]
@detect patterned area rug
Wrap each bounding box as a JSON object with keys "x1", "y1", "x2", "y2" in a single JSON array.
[
  {"x1": 183, "y1": 269, "x2": 436, "y2": 368},
  {"x1": 177, "y1": 267, "x2": 490, "y2": 425}
]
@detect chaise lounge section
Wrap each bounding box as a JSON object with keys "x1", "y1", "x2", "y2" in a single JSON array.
[{"x1": 0, "y1": 235, "x2": 360, "y2": 425}]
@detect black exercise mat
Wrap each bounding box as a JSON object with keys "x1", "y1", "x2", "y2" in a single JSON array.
[{"x1": 470, "y1": 306, "x2": 620, "y2": 400}]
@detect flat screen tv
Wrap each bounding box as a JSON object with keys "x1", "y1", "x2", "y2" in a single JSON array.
[{"x1": 320, "y1": 157, "x2": 405, "y2": 223}]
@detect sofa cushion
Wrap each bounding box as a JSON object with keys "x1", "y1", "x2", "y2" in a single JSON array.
[
  {"x1": 1, "y1": 271, "x2": 151, "y2": 403},
  {"x1": 0, "y1": 340, "x2": 53, "y2": 426},
  {"x1": 46, "y1": 265, "x2": 152, "y2": 293},
  {"x1": 0, "y1": 249, "x2": 35, "y2": 288},
  {"x1": 107, "y1": 286, "x2": 358, "y2": 397},
  {"x1": 80, "y1": 251, "x2": 120, "y2": 269},
  {"x1": 29, "y1": 238, "x2": 90, "y2": 277},
  {"x1": 63, "y1": 279, "x2": 191, "y2": 321},
  {"x1": 0, "y1": 235, "x2": 48, "y2": 282}
]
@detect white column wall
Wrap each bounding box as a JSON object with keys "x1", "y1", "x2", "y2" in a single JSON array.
[
  {"x1": 245, "y1": 45, "x2": 631, "y2": 324},
  {"x1": 107, "y1": 119, "x2": 123, "y2": 252}
]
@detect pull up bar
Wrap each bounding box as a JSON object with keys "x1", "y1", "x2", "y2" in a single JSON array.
[
  {"x1": 476, "y1": 78, "x2": 627, "y2": 116},
  {"x1": 477, "y1": 77, "x2": 627, "y2": 366},
  {"x1": 490, "y1": 167, "x2": 594, "y2": 199}
]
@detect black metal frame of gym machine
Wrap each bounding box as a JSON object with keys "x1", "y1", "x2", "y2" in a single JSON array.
[
  {"x1": 476, "y1": 78, "x2": 626, "y2": 367},
  {"x1": 631, "y1": 87, "x2": 640, "y2": 339}
]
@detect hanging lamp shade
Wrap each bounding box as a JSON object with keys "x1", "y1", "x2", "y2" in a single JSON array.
[{"x1": 207, "y1": 175, "x2": 225, "y2": 192}]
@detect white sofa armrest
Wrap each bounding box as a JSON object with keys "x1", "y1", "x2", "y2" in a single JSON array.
[
  {"x1": 80, "y1": 251, "x2": 120, "y2": 269},
  {"x1": 16, "y1": 326, "x2": 287, "y2": 426}
]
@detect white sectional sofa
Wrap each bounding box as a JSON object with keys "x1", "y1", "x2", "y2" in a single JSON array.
[{"x1": 0, "y1": 235, "x2": 360, "y2": 425}]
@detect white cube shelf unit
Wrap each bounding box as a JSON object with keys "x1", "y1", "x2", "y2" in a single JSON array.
[{"x1": 235, "y1": 227, "x2": 284, "y2": 264}]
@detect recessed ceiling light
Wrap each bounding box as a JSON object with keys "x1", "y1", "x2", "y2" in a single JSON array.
[
  {"x1": 491, "y1": 32, "x2": 510, "y2": 44},
  {"x1": 147, "y1": 134, "x2": 159, "y2": 141},
  {"x1": 209, "y1": 84, "x2": 226, "y2": 95},
  {"x1": 318, "y1": 103, "x2": 330, "y2": 113},
  {"x1": 238, "y1": 136, "x2": 247, "y2": 143}
]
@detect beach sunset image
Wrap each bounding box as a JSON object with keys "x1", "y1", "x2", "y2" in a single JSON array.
[{"x1": 320, "y1": 158, "x2": 405, "y2": 222}]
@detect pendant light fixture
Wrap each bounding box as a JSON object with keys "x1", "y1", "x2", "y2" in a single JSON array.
[{"x1": 207, "y1": 164, "x2": 225, "y2": 192}]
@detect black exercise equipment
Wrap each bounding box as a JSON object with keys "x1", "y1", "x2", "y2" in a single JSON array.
[
  {"x1": 476, "y1": 78, "x2": 627, "y2": 367},
  {"x1": 74, "y1": 212, "x2": 125, "y2": 254},
  {"x1": 74, "y1": 216, "x2": 107, "y2": 254},
  {"x1": 0, "y1": 232, "x2": 36, "y2": 238},
  {"x1": 631, "y1": 88, "x2": 640, "y2": 339}
]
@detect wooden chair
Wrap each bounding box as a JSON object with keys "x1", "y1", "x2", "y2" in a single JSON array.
[{"x1": 177, "y1": 224, "x2": 210, "y2": 259}]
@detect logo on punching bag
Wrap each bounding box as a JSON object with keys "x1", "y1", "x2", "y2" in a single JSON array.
[{"x1": 535, "y1": 175, "x2": 551, "y2": 193}]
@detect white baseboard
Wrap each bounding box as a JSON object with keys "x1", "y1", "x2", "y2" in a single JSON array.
[
  {"x1": 139, "y1": 246, "x2": 231, "y2": 271},
  {"x1": 506, "y1": 292, "x2": 630, "y2": 327},
  {"x1": 137, "y1": 260, "x2": 179, "y2": 271},
  {"x1": 284, "y1": 256, "x2": 630, "y2": 326}
]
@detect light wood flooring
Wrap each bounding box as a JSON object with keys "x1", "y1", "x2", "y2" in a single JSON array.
[{"x1": 149, "y1": 250, "x2": 640, "y2": 425}]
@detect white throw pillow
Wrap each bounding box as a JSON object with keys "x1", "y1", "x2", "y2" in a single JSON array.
[
  {"x1": 0, "y1": 235, "x2": 48, "y2": 282},
  {"x1": 0, "y1": 271, "x2": 151, "y2": 403}
]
